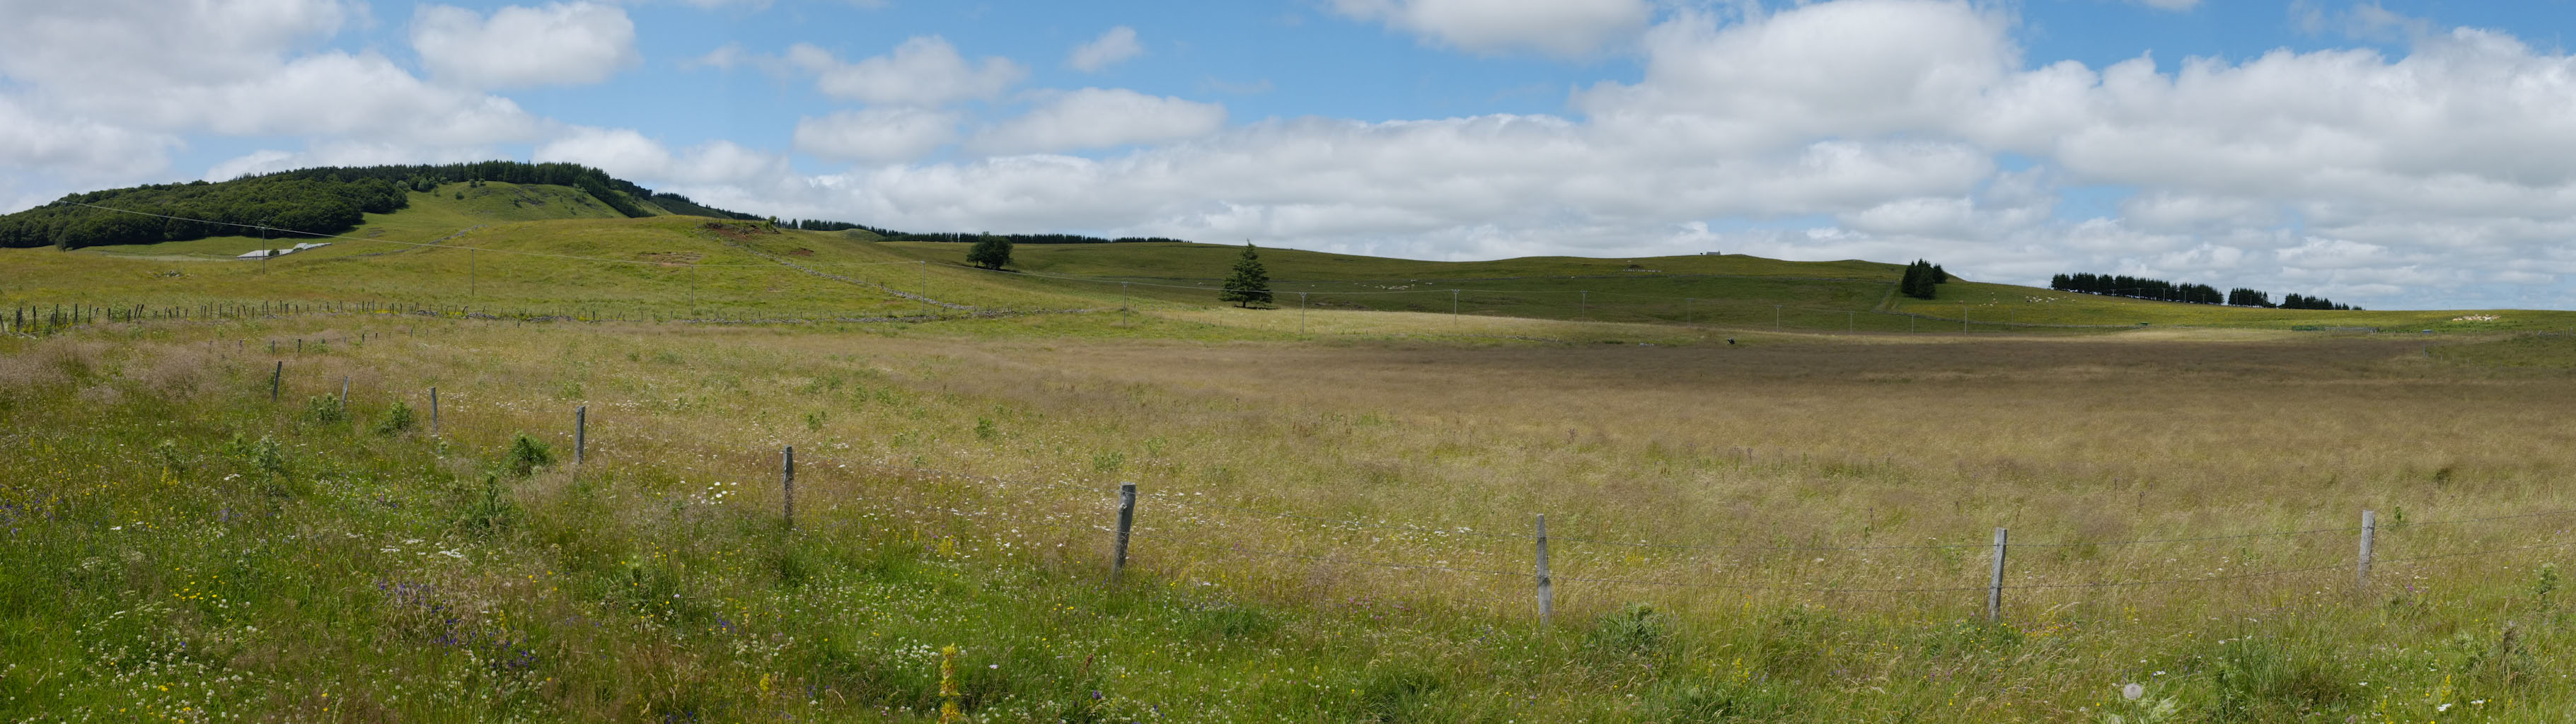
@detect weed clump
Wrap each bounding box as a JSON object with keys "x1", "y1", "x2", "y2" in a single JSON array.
[
  {"x1": 302, "y1": 395, "x2": 347, "y2": 424},
  {"x1": 505, "y1": 433, "x2": 554, "y2": 477},
  {"x1": 374, "y1": 401, "x2": 416, "y2": 435},
  {"x1": 1639, "y1": 679, "x2": 1796, "y2": 723},
  {"x1": 1587, "y1": 602, "x2": 1675, "y2": 658},
  {"x1": 456, "y1": 474, "x2": 521, "y2": 536}
]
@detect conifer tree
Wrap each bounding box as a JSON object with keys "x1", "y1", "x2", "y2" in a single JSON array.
[
  {"x1": 1220, "y1": 243, "x2": 1273, "y2": 308},
  {"x1": 1900, "y1": 259, "x2": 1939, "y2": 300}
]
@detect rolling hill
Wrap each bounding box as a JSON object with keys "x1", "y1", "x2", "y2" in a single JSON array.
[{"x1": 5, "y1": 165, "x2": 2570, "y2": 336}]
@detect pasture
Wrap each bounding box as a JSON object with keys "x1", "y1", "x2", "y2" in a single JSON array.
[{"x1": 4, "y1": 303, "x2": 2572, "y2": 721}]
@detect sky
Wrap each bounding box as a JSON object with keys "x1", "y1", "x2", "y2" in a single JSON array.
[{"x1": 7, "y1": 1, "x2": 2576, "y2": 310}]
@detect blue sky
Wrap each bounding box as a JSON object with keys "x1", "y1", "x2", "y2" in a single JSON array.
[{"x1": 7, "y1": 0, "x2": 2576, "y2": 309}]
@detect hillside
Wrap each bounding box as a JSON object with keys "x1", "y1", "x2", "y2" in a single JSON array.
[
  {"x1": 0, "y1": 161, "x2": 755, "y2": 250},
  {"x1": 6, "y1": 163, "x2": 2572, "y2": 336},
  {"x1": 877, "y1": 240, "x2": 2576, "y2": 333}
]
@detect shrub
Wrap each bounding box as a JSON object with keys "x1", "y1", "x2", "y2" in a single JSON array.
[
  {"x1": 456, "y1": 474, "x2": 521, "y2": 536},
  {"x1": 506, "y1": 433, "x2": 554, "y2": 477},
  {"x1": 374, "y1": 401, "x2": 416, "y2": 435}
]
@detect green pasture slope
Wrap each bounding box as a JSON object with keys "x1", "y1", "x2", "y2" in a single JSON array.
[
  {"x1": 8, "y1": 177, "x2": 2575, "y2": 336},
  {"x1": 1, "y1": 185, "x2": 1094, "y2": 322},
  {"x1": 881, "y1": 239, "x2": 2576, "y2": 333}
]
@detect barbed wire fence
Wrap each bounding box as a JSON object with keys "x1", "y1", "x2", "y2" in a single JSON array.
[{"x1": 249, "y1": 358, "x2": 2576, "y2": 627}]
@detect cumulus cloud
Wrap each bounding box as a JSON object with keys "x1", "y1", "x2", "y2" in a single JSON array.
[
  {"x1": 1069, "y1": 26, "x2": 1143, "y2": 72},
  {"x1": 535, "y1": 127, "x2": 790, "y2": 187},
  {"x1": 969, "y1": 89, "x2": 1225, "y2": 155},
  {"x1": 786, "y1": 36, "x2": 1025, "y2": 106},
  {"x1": 412, "y1": 3, "x2": 640, "y2": 88},
  {"x1": 0, "y1": 95, "x2": 179, "y2": 181},
  {"x1": 1329, "y1": 0, "x2": 1653, "y2": 57},
  {"x1": 0, "y1": 0, "x2": 546, "y2": 211},
  {"x1": 0, "y1": 0, "x2": 350, "y2": 87},
  {"x1": 794, "y1": 108, "x2": 960, "y2": 162}
]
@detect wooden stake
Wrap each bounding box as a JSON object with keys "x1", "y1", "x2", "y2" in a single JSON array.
[
  {"x1": 270, "y1": 361, "x2": 282, "y2": 402},
  {"x1": 1987, "y1": 527, "x2": 2009, "y2": 621},
  {"x1": 1535, "y1": 513, "x2": 1554, "y2": 626},
  {"x1": 2357, "y1": 510, "x2": 2376, "y2": 591},
  {"x1": 781, "y1": 445, "x2": 795, "y2": 529},
  {"x1": 574, "y1": 406, "x2": 587, "y2": 465},
  {"x1": 1111, "y1": 482, "x2": 1137, "y2": 585},
  {"x1": 429, "y1": 387, "x2": 439, "y2": 435}
]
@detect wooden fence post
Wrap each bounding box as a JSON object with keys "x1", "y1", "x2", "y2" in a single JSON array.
[
  {"x1": 338, "y1": 376, "x2": 349, "y2": 407},
  {"x1": 574, "y1": 406, "x2": 587, "y2": 465},
  {"x1": 781, "y1": 445, "x2": 795, "y2": 529},
  {"x1": 1987, "y1": 527, "x2": 2009, "y2": 621},
  {"x1": 270, "y1": 361, "x2": 282, "y2": 402},
  {"x1": 2357, "y1": 510, "x2": 2376, "y2": 590},
  {"x1": 1111, "y1": 482, "x2": 1137, "y2": 585},
  {"x1": 429, "y1": 387, "x2": 439, "y2": 435},
  {"x1": 1535, "y1": 513, "x2": 1554, "y2": 626}
]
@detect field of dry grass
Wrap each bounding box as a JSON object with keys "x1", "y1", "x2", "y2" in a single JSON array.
[{"x1": 7, "y1": 304, "x2": 2574, "y2": 720}]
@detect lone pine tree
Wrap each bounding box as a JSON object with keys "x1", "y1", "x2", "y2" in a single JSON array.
[{"x1": 1220, "y1": 243, "x2": 1273, "y2": 308}]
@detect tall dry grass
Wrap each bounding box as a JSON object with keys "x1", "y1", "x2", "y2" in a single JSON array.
[{"x1": 10, "y1": 312, "x2": 2574, "y2": 720}]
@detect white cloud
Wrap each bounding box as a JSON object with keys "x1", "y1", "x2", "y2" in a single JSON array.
[
  {"x1": 534, "y1": 127, "x2": 671, "y2": 179},
  {"x1": 2130, "y1": 0, "x2": 2199, "y2": 11},
  {"x1": 969, "y1": 89, "x2": 1226, "y2": 155},
  {"x1": 794, "y1": 108, "x2": 959, "y2": 162},
  {"x1": 1575, "y1": 1, "x2": 2017, "y2": 152},
  {"x1": 534, "y1": 127, "x2": 790, "y2": 187},
  {"x1": 0, "y1": 95, "x2": 178, "y2": 181},
  {"x1": 412, "y1": 2, "x2": 640, "y2": 88},
  {"x1": 1069, "y1": 26, "x2": 1143, "y2": 72},
  {"x1": 0, "y1": 0, "x2": 350, "y2": 88},
  {"x1": 787, "y1": 36, "x2": 1025, "y2": 106},
  {"x1": 1329, "y1": 0, "x2": 1653, "y2": 57}
]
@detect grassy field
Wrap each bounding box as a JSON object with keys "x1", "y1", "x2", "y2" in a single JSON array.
[
  {"x1": 8, "y1": 187, "x2": 2576, "y2": 720},
  {"x1": 6, "y1": 300, "x2": 2576, "y2": 721}
]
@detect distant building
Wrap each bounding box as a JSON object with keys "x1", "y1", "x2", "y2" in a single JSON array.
[{"x1": 234, "y1": 242, "x2": 329, "y2": 260}]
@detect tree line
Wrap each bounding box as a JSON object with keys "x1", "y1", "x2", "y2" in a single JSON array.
[
  {"x1": 2052, "y1": 272, "x2": 2356, "y2": 310},
  {"x1": 0, "y1": 161, "x2": 758, "y2": 250}
]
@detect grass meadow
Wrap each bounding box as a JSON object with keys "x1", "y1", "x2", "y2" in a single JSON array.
[{"x1": 4, "y1": 303, "x2": 2575, "y2": 722}]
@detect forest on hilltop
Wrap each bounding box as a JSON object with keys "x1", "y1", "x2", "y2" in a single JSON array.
[{"x1": 0, "y1": 161, "x2": 756, "y2": 250}]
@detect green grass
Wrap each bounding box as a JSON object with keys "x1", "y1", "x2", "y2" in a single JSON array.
[
  {"x1": 12, "y1": 181, "x2": 2576, "y2": 720},
  {"x1": 18, "y1": 185, "x2": 2576, "y2": 336},
  {"x1": 8, "y1": 316, "x2": 2576, "y2": 721}
]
